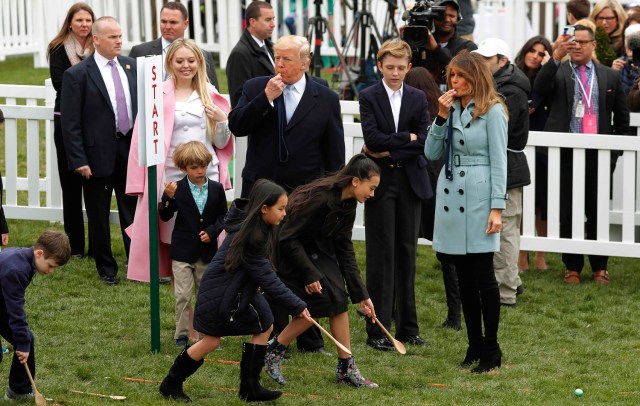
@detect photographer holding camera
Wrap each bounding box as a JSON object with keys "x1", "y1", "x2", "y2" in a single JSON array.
[{"x1": 415, "y1": 0, "x2": 477, "y2": 85}]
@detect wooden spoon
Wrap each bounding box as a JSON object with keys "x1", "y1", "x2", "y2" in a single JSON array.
[
  {"x1": 23, "y1": 363, "x2": 47, "y2": 406},
  {"x1": 71, "y1": 390, "x2": 127, "y2": 400}
]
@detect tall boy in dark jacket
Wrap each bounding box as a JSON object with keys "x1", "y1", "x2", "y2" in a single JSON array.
[
  {"x1": 159, "y1": 141, "x2": 228, "y2": 348},
  {"x1": 0, "y1": 230, "x2": 70, "y2": 400}
]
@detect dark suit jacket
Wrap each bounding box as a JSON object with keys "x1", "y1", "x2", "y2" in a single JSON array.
[
  {"x1": 49, "y1": 45, "x2": 72, "y2": 113},
  {"x1": 226, "y1": 29, "x2": 275, "y2": 107},
  {"x1": 61, "y1": 53, "x2": 137, "y2": 177},
  {"x1": 229, "y1": 74, "x2": 345, "y2": 194},
  {"x1": 533, "y1": 59, "x2": 629, "y2": 137},
  {"x1": 158, "y1": 177, "x2": 227, "y2": 264},
  {"x1": 128, "y1": 38, "x2": 219, "y2": 89},
  {"x1": 278, "y1": 189, "x2": 368, "y2": 304},
  {"x1": 359, "y1": 81, "x2": 432, "y2": 201}
]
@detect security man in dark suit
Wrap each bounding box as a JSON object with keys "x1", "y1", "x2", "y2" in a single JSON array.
[
  {"x1": 226, "y1": 1, "x2": 275, "y2": 107},
  {"x1": 128, "y1": 1, "x2": 219, "y2": 89},
  {"x1": 359, "y1": 39, "x2": 432, "y2": 351},
  {"x1": 61, "y1": 16, "x2": 138, "y2": 285}
]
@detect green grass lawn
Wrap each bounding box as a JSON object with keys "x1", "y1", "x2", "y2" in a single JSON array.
[{"x1": 2, "y1": 55, "x2": 640, "y2": 405}]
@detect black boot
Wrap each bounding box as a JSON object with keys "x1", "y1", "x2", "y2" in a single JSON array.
[
  {"x1": 472, "y1": 340, "x2": 502, "y2": 373},
  {"x1": 460, "y1": 338, "x2": 483, "y2": 367},
  {"x1": 159, "y1": 346, "x2": 204, "y2": 402},
  {"x1": 454, "y1": 256, "x2": 484, "y2": 367},
  {"x1": 439, "y1": 256, "x2": 461, "y2": 330},
  {"x1": 238, "y1": 343, "x2": 282, "y2": 402},
  {"x1": 472, "y1": 261, "x2": 501, "y2": 373}
]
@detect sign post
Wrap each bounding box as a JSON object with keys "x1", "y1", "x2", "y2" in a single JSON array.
[{"x1": 136, "y1": 55, "x2": 165, "y2": 354}]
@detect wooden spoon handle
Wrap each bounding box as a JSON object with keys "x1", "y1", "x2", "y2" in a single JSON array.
[{"x1": 309, "y1": 318, "x2": 352, "y2": 356}]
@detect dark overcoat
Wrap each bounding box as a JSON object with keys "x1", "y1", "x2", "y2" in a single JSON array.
[{"x1": 193, "y1": 199, "x2": 306, "y2": 336}]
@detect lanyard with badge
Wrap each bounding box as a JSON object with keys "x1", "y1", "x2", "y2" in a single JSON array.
[{"x1": 572, "y1": 63, "x2": 597, "y2": 133}]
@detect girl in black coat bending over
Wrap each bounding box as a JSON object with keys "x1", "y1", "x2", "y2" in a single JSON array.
[
  {"x1": 159, "y1": 179, "x2": 310, "y2": 403},
  {"x1": 265, "y1": 154, "x2": 380, "y2": 388}
]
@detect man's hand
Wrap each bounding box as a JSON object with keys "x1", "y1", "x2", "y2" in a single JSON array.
[
  {"x1": 75, "y1": 165, "x2": 92, "y2": 179},
  {"x1": 554, "y1": 35, "x2": 576, "y2": 60},
  {"x1": 426, "y1": 31, "x2": 438, "y2": 51},
  {"x1": 265, "y1": 73, "x2": 285, "y2": 102}
]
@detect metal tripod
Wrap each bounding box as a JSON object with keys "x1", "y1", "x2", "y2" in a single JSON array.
[
  {"x1": 381, "y1": 0, "x2": 400, "y2": 40},
  {"x1": 305, "y1": 0, "x2": 358, "y2": 97},
  {"x1": 340, "y1": 0, "x2": 384, "y2": 92}
]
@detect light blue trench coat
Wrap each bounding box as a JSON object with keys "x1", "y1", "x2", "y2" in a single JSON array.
[{"x1": 425, "y1": 100, "x2": 508, "y2": 255}]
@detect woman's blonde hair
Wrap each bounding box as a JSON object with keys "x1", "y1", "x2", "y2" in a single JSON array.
[
  {"x1": 165, "y1": 38, "x2": 217, "y2": 138},
  {"x1": 446, "y1": 51, "x2": 507, "y2": 121},
  {"x1": 591, "y1": 0, "x2": 627, "y2": 40}
]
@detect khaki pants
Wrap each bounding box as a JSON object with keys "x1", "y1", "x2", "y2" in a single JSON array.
[
  {"x1": 172, "y1": 259, "x2": 206, "y2": 340},
  {"x1": 494, "y1": 187, "x2": 523, "y2": 304}
]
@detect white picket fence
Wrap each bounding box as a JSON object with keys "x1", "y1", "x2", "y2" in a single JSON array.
[
  {"x1": 3, "y1": 0, "x2": 639, "y2": 72},
  {"x1": 1, "y1": 81, "x2": 640, "y2": 258}
]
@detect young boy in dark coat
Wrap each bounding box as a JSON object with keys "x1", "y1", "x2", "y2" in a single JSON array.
[
  {"x1": 0, "y1": 230, "x2": 70, "y2": 400},
  {"x1": 158, "y1": 141, "x2": 228, "y2": 348}
]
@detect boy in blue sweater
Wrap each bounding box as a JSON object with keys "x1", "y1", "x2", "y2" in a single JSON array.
[
  {"x1": 0, "y1": 230, "x2": 70, "y2": 400},
  {"x1": 159, "y1": 141, "x2": 227, "y2": 347}
]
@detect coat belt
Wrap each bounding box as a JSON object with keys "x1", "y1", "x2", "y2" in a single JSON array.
[{"x1": 453, "y1": 155, "x2": 490, "y2": 166}]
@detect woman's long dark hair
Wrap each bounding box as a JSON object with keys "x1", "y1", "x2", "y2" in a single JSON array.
[
  {"x1": 404, "y1": 66, "x2": 442, "y2": 122},
  {"x1": 225, "y1": 179, "x2": 286, "y2": 273},
  {"x1": 514, "y1": 36, "x2": 552, "y2": 79},
  {"x1": 287, "y1": 154, "x2": 380, "y2": 218}
]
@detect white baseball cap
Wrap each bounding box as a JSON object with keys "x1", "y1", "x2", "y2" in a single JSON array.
[{"x1": 472, "y1": 38, "x2": 511, "y2": 61}]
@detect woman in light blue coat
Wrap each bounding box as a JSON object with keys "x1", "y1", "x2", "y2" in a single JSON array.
[{"x1": 425, "y1": 51, "x2": 508, "y2": 373}]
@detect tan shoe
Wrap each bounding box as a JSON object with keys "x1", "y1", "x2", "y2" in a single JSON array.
[
  {"x1": 593, "y1": 270, "x2": 610, "y2": 285},
  {"x1": 563, "y1": 270, "x2": 581, "y2": 284}
]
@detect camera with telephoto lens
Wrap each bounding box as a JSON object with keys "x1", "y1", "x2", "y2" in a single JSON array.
[{"x1": 402, "y1": 0, "x2": 447, "y2": 50}]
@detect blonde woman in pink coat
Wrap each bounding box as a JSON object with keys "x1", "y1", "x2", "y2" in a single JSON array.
[{"x1": 126, "y1": 39, "x2": 233, "y2": 345}]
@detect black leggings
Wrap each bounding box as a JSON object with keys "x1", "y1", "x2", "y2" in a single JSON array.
[{"x1": 450, "y1": 252, "x2": 500, "y2": 346}]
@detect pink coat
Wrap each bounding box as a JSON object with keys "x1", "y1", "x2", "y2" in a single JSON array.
[{"x1": 125, "y1": 80, "x2": 233, "y2": 282}]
